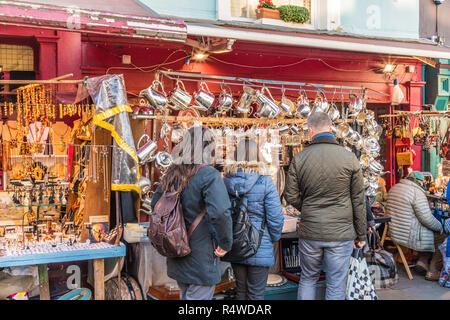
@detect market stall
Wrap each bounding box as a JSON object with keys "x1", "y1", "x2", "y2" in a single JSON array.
[
  {"x1": 0, "y1": 66, "x2": 390, "y2": 300},
  {"x1": 129, "y1": 70, "x2": 387, "y2": 299},
  {"x1": 377, "y1": 110, "x2": 449, "y2": 280},
  {"x1": 0, "y1": 75, "x2": 133, "y2": 300}
]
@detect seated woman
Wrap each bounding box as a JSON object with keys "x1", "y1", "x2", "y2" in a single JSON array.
[{"x1": 386, "y1": 171, "x2": 444, "y2": 280}]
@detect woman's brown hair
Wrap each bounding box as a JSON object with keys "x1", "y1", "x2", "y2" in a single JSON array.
[{"x1": 160, "y1": 126, "x2": 215, "y2": 192}]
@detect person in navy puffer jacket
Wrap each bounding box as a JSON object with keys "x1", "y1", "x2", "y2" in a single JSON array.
[{"x1": 223, "y1": 138, "x2": 284, "y2": 300}]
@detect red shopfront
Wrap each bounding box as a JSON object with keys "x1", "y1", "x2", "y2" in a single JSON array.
[{"x1": 0, "y1": 4, "x2": 426, "y2": 191}]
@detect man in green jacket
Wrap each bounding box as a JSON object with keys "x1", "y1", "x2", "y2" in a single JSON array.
[{"x1": 285, "y1": 111, "x2": 367, "y2": 300}]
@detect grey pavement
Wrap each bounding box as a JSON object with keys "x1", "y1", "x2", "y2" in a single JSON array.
[{"x1": 377, "y1": 268, "x2": 450, "y2": 300}]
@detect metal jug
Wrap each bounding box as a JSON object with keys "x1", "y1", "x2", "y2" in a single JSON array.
[
  {"x1": 313, "y1": 90, "x2": 329, "y2": 113},
  {"x1": 141, "y1": 197, "x2": 153, "y2": 211},
  {"x1": 194, "y1": 82, "x2": 217, "y2": 111},
  {"x1": 327, "y1": 103, "x2": 340, "y2": 122},
  {"x1": 236, "y1": 86, "x2": 256, "y2": 113},
  {"x1": 169, "y1": 80, "x2": 192, "y2": 110},
  {"x1": 278, "y1": 124, "x2": 291, "y2": 135},
  {"x1": 171, "y1": 125, "x2": 185, "y2": 144},
  {"x1": 296, "y1": 90, "x2": 311, "y2": 119},
  {"x1": 278, "y1": 91, "x2": 294, "y2": 116},
  {"x1": 139, "y1": 176, "x2": 152, "y2": 195},
  {"x1": 255, "y1": 87, "x2": 280, "y2": 118},
  {"x1": 336, "y1": 123, "x2": 352, "y2": 140},
  {"x1": 139, "y1": 80, "x2": 168, "y2": 112},
  {"x1": 217, "y1": 83, "x2": 233, "y2": 112},
  {"x1": 136, "y1": 134, "x2": 157, "y2": 164},
  {"x1": 348, "y1": 93, "x2": 364, "y2": 116}
]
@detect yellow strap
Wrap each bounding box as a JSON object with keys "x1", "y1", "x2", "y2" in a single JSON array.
[
  {"x1": 93, "y1": 105, "x2": 140, "y2": 194},
  {"x1": 112, "y1": 183, "x2": 141, "y2": 194}
]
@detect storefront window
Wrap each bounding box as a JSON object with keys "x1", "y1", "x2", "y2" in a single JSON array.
[{"x1": 0, "y1": 44, "x2": 34, "y2": 71}]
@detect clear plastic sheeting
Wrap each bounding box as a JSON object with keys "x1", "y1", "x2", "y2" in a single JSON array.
[{"x1": 86, "y1": 74, "x2": 140, "y2": 194}]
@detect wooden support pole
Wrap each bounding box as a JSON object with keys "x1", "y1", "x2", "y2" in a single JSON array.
[
  {"x1": 94, "y1": 258, "x2": 105, "y2": 300},
  {"x1": 38, "y1": 264, "x2": 51, "y2": 300},
  {"x1": 115, "y1": 190, "x2": 122, "y2": 300}
]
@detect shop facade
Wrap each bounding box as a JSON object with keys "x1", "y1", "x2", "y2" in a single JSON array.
[{"x1": 0, "y1": 0, "x2": 450, "y2": 300}]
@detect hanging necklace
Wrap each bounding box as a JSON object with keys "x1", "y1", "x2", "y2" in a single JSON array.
[
  {"x1": 6, "y1": 122, "x2": 18, "y2": 148},
  {"x1": 52, "y1": 126, "x2": 69, "y2": 153},
  {"x1": 30, "y1": 122, "x2": 45, "y2": 153}
]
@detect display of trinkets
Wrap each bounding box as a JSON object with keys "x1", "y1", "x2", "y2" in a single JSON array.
[
  {"x1": 8, "y1": 178, "x2": 69, "y2": 206},
  {"x1": 0, "y1": 238, "x2": 114, "y2": 258}
]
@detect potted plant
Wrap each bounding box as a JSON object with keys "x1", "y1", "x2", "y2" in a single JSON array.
[
  {"x1": 277, "y1": 5, "x2": 310, "y2": 24},
  {"x1": 255, "y1": 0, "x2": 280, "y2": 20}
]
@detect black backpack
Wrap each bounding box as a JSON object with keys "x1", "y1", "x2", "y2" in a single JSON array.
[{"x1": 222, "y1": 177, "x2": 266, "y2": 263}]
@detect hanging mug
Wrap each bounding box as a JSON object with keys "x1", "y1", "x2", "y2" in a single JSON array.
[
  {"x1": 217, "y1": 83, "x2": 234, "y2": 112},
  {"x1": 194, "y1": 82, "x2": 217, "y2": 111},
  {"x1": 169, "y1": 80, "x2": 192, "y2": 111},
  {"x1": 327, "y1": 103, "x2": 341, "y2": 122},
  {"x1": 139, "y1": 80, "x2": 168, "y2": 113},
  {"x1": 141, "y1": 197, "x2": 153, "y2": 211},
  {"x1": 139, "y1": 176, "x2": 152, "y2": 196},
  {"x1": 355, "y1": 111, "x2": 366, "y2": 126},
  {"x1": 313, "y1": 90, "x2": 329, "y2": 113},
  {"x1": 278, "y1": 90, "x2": 294, "y2": 116},
  {"x1": 236, "y1": 86, "x2": 256, "y2": 113},
  {"x1": 348, "y1": 93, "x2": 364, "y2": 116},
  {"x1": 278, "y1": 123, "x2": 291, "y2": 135},
  {"x1": 295, "y1": 89, "x2": 311, "y2": 119},
  {"x1": 137, "y1": 134, "x2": 157, "y2": 164},
  {"x1": 171, "y1": 124, "x2": 185, "y2": 144},
  {"x1": 255, "y1": 87, "x2": 280, "y2": 118}
]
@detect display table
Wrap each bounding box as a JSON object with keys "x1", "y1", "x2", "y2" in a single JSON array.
[{"x1": 0, "y1": 244, "x2": 126, "y2": 300}]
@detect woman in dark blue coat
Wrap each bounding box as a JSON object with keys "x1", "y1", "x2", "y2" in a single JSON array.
[
  {"x1": 151, "y1": 126, "x2": 233, "y2": 300},
  {"x1": 223, "y1": 138, "x2": 284, "y2": 300}
]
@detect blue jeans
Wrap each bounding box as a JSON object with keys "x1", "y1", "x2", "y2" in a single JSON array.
[{"x1": 297, "y1": 238, "x2": 354, "y2": 300}]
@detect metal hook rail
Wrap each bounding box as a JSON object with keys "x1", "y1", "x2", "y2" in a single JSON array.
[{"x1": 156, "y1": 70, "x2": 390, "y2": 97}]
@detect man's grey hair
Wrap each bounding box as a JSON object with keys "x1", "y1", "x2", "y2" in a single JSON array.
[{"x1": 307, "y1": 111, "x2": 332, "y2": 131}]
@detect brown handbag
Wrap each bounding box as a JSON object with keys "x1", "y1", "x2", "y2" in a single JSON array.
[{"x1": 147, "y1": 165, "x2": 207, "y2": 258}]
